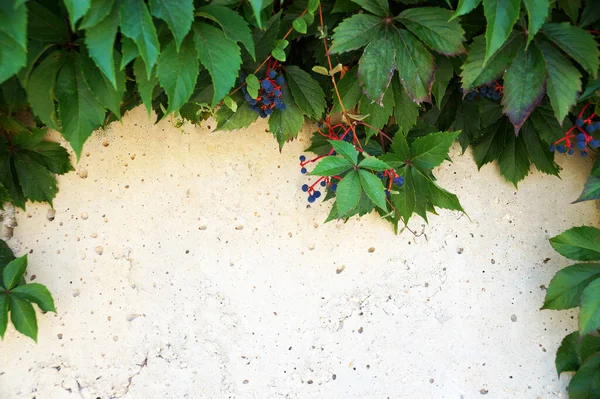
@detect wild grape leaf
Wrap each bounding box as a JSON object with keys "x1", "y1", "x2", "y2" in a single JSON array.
[
  {"x1": 27, "y1": 51, "x2": 67, "y2": 130},
  {"x1": 423, "y1": 174, "x2": 464, "y2": 212},
  {"x1": 543, "y1": 263, "x2": 600, "y2": 309},
  {"x1": 63, "y1": 0, "x2": 91, "y2": 28},
  {"x1": 120, "y1": 37, "x2": 139, "y2": 69},
  {"x1": 482, "y1": 0, "x2": 520, "y2": 63},
  {"x1": 85, "y1": 1, "x2": 119, "y2": 88},
  {"x1": 392, "y1": 76, "x2": 419, "y2": 135},
  {"x1": 9, "y1": 296, "x2": 37, "y2": 341},
  {"x1": 11, "y1": 128, "x2": 73, "y2": 175},
  {"x1": 268, "y1": 85, "x2": 303, "y2": 149},
  {"x1": 398, "y1": 7, "x2": 465, "y2": 56},
  {"x1": 250, "y1": 13, "x2": 281, "y2": 65},
  {"x1": 358, "y1": 34, "x2": 395, "y2": 104},
  {"x1": 311, "y1": 157, "x2": 353, "y2": 176},
  {"x1": 521, "y1": 122, "x2": 559, "y2": 176},
  {"x1": 80, "y1": 0, "x2": 114, "y2": 30},
  {"x1": 550, "y1": 226, "x2": 600, "y2": 261},
  {"x1": 215, "y1": 102, "x2": 258, "y2": 131},
  {"x1": 529, "y1": 102, "x2": 564, "y2": 144},
  {"x1": 0, "y1": 295, "x2": 7, "y2": 338},
  {"x1": 3, "y1": 256, "x2": 27, "y2": 290},
  {"x1": 55, "y1": 55, "x2": 107, "y2": 158},
  {"x1": 358, "y1": 169, "x2": 387, "y2": 210},
  {"x1": 523, "y1": 0, "x2": 549, "y2": 45},
  {"x1": 392, "y1": 167, "x2": 415, "y2": 223},
  {"x1": 248, "y1": 0, "x2": 265, "y2": 28},
  {"x1": 197, "y1": 5, "x2": 255, "y2": 59},
  {"x1": 134, "y1": 58, "x2": 157, "y2": 117},
  {"x1": 497, "y1": 129, "x2": 530, "y2": 187},
  {"x1": 12, "y1": 283, "x2": 56, "y2": 313},
  {"x1": 454, "y1": 99, "x2": 480, "y2": 152},
  {"x1": 0, "y1": 2, "x2": 27, "y2": 85},
  {"x1": 120, "y1": 0, "x2": 160, "y2": 79},
  {"x1": 332, "y1": 67, "x2": 361, "y2": 114},
  {"x1": 80, "y1": 52, "x2": 125, "y2": 117},
  {"x1": 13, "y1": 152, "x2": 59, "y2": 206},
  {"x1": 502, "y1": 43, "x2": 546, "y2": 133},
  {"x1": 541, "y1": 23, "x2": 599, "y2": 77},
  {"x1": 568, "y1": 353, "x2": 600, "y2": 399},
  {"x1": 557, "y1": 0, "x2": 581, "y2": 23},
  {"x1": 351, "y1": 0, "x2": 389, "y2": 17},
  {"x1": 27, "y1": 2, "x2": 70, "y2": 43},
  {"x1": 576, "y1": 155, "x2": 600, "y2": 202},
  {"x1": 409, "y1": 131, "x2": 460, "y2": 170},
  {"x1": 450, "y1": 0, "x2": 482, "y2": 20},
  {"x1": 472, "y1": 116, "x2": 511, "y2": 167},
  {"x1": 392, "y1": 27, "x2": 435, "y2": 103},
  {"x1": 579, "y1": 277, "x2": 600, "y2": 335},
  {"x1": 330, "y1": 140, "x2": 359, "y2": 165},
  {"x1": 580, "y1": 0, "x2": 600, "y2": 27},
  {"x1": 359, "y1": 87, "x2": 394, "y2": 140},
  {"x1": 337, "y1": 171, "x2": 361, "y2": 216},
  {"x1": 359, "y1": 156, "x2": 391, "y2": 171},
  {"x1": 148, "y1": 0, "x2": 193, "y2": 51},
  {"x1": 329, "y1": 14, "x2": 383, "y2": 54},
  {"x1": 193, "y1": 22, "x2": 241, "y2": 108},
  {"x1": 432, "y1": 55, "x2": 453, "y2": 107},
  {"x1": 556, "y1": 332, "x2": 583, "y2": 374},
  {"x1": 157, "y1": 38, "x2": 198, "y2": 115},
  {"x1": 284, "y1": 65, "x2": 326, "y2": 120}
]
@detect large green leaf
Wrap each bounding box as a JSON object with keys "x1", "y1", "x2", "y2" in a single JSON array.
[
  {"x1": 460, "y1": 33, "x2": 523, "y2": 92},
  {"x1": 550, "y1": 226, "x2": 600, "y2": 261},
  {"x1": 12, "y1": 283, "x2": 56, "y2": 313},
  {"x1": 13, "y1": 152, "x2": 58, "y2": 205},
  {"x1": 9, "y1": 295, "x2": 37, "y2": 341},
  {"x1": 63, "y1": 0, "x2": 91, "y2": 28},
  {"x1": 193, "y1": 23, "x2": 241, "y2": 108},
  {"x1": 216, "y1": 102, "x2": 258, "y2": 131},
  {"x1": 329, "y1": 14, "x2": 383, "y2": 54},
  {"x1": 157, "y1": 38, "x2": 198, "y2": 114},
  {"x1": 27, "y1": 2, "x2": 69, "y2": 43},
  {"x1": 358, "y1": 34, "x2": 395, "y2": 104},
  {"x1": 537, "y1": 40, "x2": 581, "y2": 124},
  {"x1": 523, "y1": 0, "x2": 549, "y2": 46},
  {"x1": 472, "y1": 116, "x2": 511, "y2": 167},
  {"x1": 134, "y1": 57, "x2": 157, "y2": 117},
  {"x1": 2, "y1": 255, "x2": 27, "y2": 290},
  {"x1": 80, "y1": 52, "x2": 125, "y2": 117},
  {"x1": 55, "y1": 55, "x2": 107, "y2": 158},
  {"x1": 359, "y1": 87, "x2": 394, "y2": 140},
  {"x1": 556, "y1": 332, "x2": 581, "y2": 374},
  {"x1": 0, "y1": 295, "x2": 7, "y2": 338},
  {"x1": 502, "y1": 44, "x2": 546, "y2": 132},
  {"x1": 330, "y1": 140, "x2": 359, "y2": 165},
  {"x1": 576, "y1": 156, "x2": 600, "y2": 202},
  {"x1": 196, "y1": 5, "x2": 255, "y2": 59},
  {"x1": 359, "y1": 156, "x2": 390, "y2": 171},
  {"x1": 450, "y1": 0, "x2": 482, "y2": 20},
  {"x1": 80, "y1": 0, "x2": 115, "y2": 30},
  {"x1": 350, "y1": 0, "x2": 389, "y2": 16},
  {"x1": 358, "y1": 169, "x2": 387, "y2": 210},
  {"x1": 580, "y1": 277, "x2": 600, "y2": 336},
  {"x1": 497, "y1": 129, "x2": 530, "y2": 187},
  {"x1": 392, "y1": 28, "x2": 435, "y2": 103},
  {"x1": 392, "y1": 76, "x2": 419, "y2": 135},
  {"x1": 284, "y1": 65, "x2": 326, "y2": 120},
  {"x1": 336, "y1": 170, "x2": 361, "y2": 216},
  {"x1": 521, "y1": 122, "x2": 559, "y2": 176},
  {"x1": 12, "y1": 128, "x2": 73, "y2": 175},
  {"x1": 392, "y1": 168, "x2": 415, "y2": 223},
  {"x1": 85, "y1": 0, "x2": 120, "y2": 88},
  {"x1": 398, "y1": 7, "x2": 465, "y2": 56},
  {"x1": 148, "y1": 0, "x2": 193, "y2": 51},
  {"x1": 482, "y1": 0, "x2": 520, "y2": 63},
  {"x1": 557, "y1": 0, "x2": 581, "y2": 23},
  {"x1": 120, "y1": 0, "x2": 160, "y2": 79},
  {"x1": 541, "y1": 23, "x2": 599, "y2": 77},
  {"x1": 0, "y1": 2, "x2": 27, "y2": 85},
  {"x1": 248, "y1": 0, "x2": 265, "y2": 28},
  {"x1": 267, "y1": 84, "x2": 303, "y2": 149},
  {"x1": 331, "y1": 66, "x2": 361, "y2": 114},
  {"x1": 27, "y1": 51, "x2": 66, "y2": 130},
  {"x1": 568, "y1": 353, "x2": 600, "y2": 399},
  {"x1": 409, "y1": 131, "x2": 459, "y2": 170},
  {"x1": 311, "y1": 156, "x2": 353, "y2": 176},
  {"x1": 543, "y1": 263, "x2": 600, "y2": 309}
]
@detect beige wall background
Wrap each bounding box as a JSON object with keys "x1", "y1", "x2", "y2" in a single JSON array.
[{"x1": 0, "y1": 105, "x2": 597, "y2": 398}]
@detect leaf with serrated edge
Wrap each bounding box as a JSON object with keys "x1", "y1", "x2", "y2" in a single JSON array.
[
  {"x1": 197, "y1": 5, "x2": 255, "y2": 59},
  {"x1": 9, "y1": 296, "x2": 37, "y2": 341},
  {"x1": 3, "y1": 255, "x2": 27, "y2": 290},
  {"x1": 392, "y1": 27, "x2": 435, "y2": 104},
  {"x1": 398, "y1": 7, "x2": 465, "y2": 56},
  {"x1": 350, "y1": 0, "x2": 389, "y2": 17},
  {"x1": 579, "y1": 277, "x2": 600, "y2": 336},
  {"x1": 550, "y1": 226, "x2": 600, "y2": 261},
  {"x1": 120, "y1": 0, "x2": 160, "y2": 79},
  {"x1": 483, "y1": 0, "x2": 520, "y2": 63},
  {"x1": 568, "y1": 353, "x2": 600, "y2": 398},
  {"x1": 329, "y1": 140, "x2": 358, "y2": 165},
  {"x1": 358, "y1": 169, "x2": 387, "y2": 210},
  {"x1": 12, "y1": 283, "x2": 56, "y2": 313},
  {"x1": 497, "y1": 129, "x2": 530, "y2": 187},
  {"x1": 410, "y1": 131, "x2": 460, "y2": 170},
  {"x1": 543, "y1": 263, "x2": 600, "y2": 309},
  {"x1": 523, "y1": 0, "x2": 549, "y2": 46},
  {"x1": 541, "y1": 23, "x2": 599, "y2": 77},
  {"x1": 134, "y1": 57, "x2": 157, "y2": 117},
  {"x1": 63, "y1": 0, "x2": 91, "y2": 29},
  {"x1": 149, "y1": 0, "x2": 193, "y2": 51},
  {"x1": 79, "y1": 52, "x2": 125, "y2": 118},
  {"x1": 332, "y1": 66, "x2": 361, "y2": 114},
  {"x1": 450, "y1": 0, "x2": 482, "y2": 20},
  {"x1": 0, "y1": 2, "x2": 27, "y2": 85},
  {"x1": 157, "y1": 38, "x2": 199, "y2": 114},
  {"x1": 336, "y1": 171, "x2": 361, "y2": 216},
  {"x1": 284, "y1": 65, "x2": 326, "y2": 120},
  {"x1": 358, "y1": 33, "x2": 395, "y2": 104},
  {"x1": 522, "y1": 121, "x2": 559, "y2": 176},
  {"x1": 0, "y1": 295, "x2": 7, "y2": 338},
  {"x1": 329, "y1": 14, "x2": 383, "y2": 55},
  {"x1": 359, "y1": 156, "x2": 391, "y2": 171},
  {"x1": 27, "y1": 51, "x2": 66, "y2": 130},
  {"x1": 311, "y1": 156, "x2": 353, "y2": 176}
]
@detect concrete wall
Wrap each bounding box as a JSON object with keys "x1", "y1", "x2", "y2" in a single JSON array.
[{"x1": 0, "y1": 105, "x2": 597, "y2": 398}]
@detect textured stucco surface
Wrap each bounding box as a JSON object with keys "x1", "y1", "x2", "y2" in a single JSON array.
[{"x1": 0, "y1": 105, "x2": 598, "y2": 399}]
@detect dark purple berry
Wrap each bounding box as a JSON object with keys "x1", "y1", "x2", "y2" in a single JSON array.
[
  {"x1": 582, "y1": 151, "x2": 589, "y2": 157},
  {"x1": 314, "y1": 191, "x2": 321, "y2": 198},
  {"x1": 492, "y1": 92, "x2": 501, "y2": 100},
  {"x1": 265, "y1": 108, "x2": 273, "y2": 116},
  {"x1": 302, "y1": 184, "x2": 309, "y2": 192},
  {"x1": 568, "y1": 148, "x2": 574, "y2": 155},
  {"x1": 557, "y1": 145, "x2": 566, "y2": 153},
  {"x1": 577, "y1": 133, "x2": 586, "y2": 141}
]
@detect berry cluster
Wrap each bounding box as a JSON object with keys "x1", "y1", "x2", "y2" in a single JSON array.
[
  {"x1": 241, "y1": 67, "x2": 286, "y2": 118},
  {"x1": 460, "y1": 81, "x2": 503, "y2": 101},
  {"x1": 377, "y1": 170, "x2": 404, "y2": 196},
  {"x1": 550, "y1": 104, "x2": 600, "y2": 157}
]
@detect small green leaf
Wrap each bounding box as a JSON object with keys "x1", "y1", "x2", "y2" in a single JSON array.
[
  {"x1": 12, "y1": 283, "x2": 56, "y2": 313},
  {"x1": 63, "y1": 0, "x2": 91, "y2": 29},
  {"x1": 556, "y1": 332, "x2": 580, "y2": 374},
  {"x1": 85, "y1": 0, "x2": 120, "y2": 88},
  {"x1": 450, "y1": 0, "x2": 481, "y2": 20},
  {"x1": 80, "y1": 0, "x2": 115, "y2": 30},
  {"x1": 543, "y1": 263, "x2": 600, "y2": 309},
  {"x1": 497, "y1": 129, "x2": 530, "y2": 187},
  {"x1": 223, "y1": 96, "x2": 237, "y2": 112},
  {"x1": 120, "y1": 0, "x2": 160, "y2": 79},
  {"x1": 541, "y1": 23, "x2": 599, "y2": 77},
  {"x1": 358, "y1": 34, "x2": 396, "y2": 104},
  {"x1": 329, "y1": 140, "x2": 358, "y2": 165},
  {"x1": 312, "y1": 66, "x2": 329, "y2": 76},
  {"x1": 410, "y1": 131, "x2": 460, "y2": 170},
  {"x1": 197, "y1": 5, "x2": 255, "y2": 60},
  {"x1": 0, "y1": 2, "x2": 27, "y2": 85},
  {"x1": 3, "y1": 255, "x2": 27, "y2": 290},
  {"x1": 0, "y1": 295, "x2": 8, "y2": 338},
  {"x1": 9, "y1": 295, "x2": 37, "y2": 341},
  {"x1": 523, "y1": 0, "x2": 549, "y2": 46},
  {"x1": 248, "y1": 0, "x2": 265, "y2": 28},
  {"x1": 482, "y1": 0, "x2": 520, "y2": 63},
  {"x1": 550, "y1": 226, "x2": 600, "y2": 261},
  {"x1": 310, "y1": 156, "x2": 353, "y2": 176},
  {"x1": 274, "y1": 39, "x2": 289, "y2": 50},
  {"x1": 27, "y1": 51, "x2": 66, "y2": 130},
  {"x1": 329, "y1": 14, "x2": 383, "y2": 55},
  {"x1": 148, "y1": 0, "x2": 193, "y2": 51},
  {"x1": 268, "y1": 86, "x2": 303, "y2": 149},
  {"x1": 359, "y1": 156, "x2": 391, "y2": 171},
  {"x1": 308, "y1": 0, "x2": 320, "y2": 14},
  {"x1": 271, "y1": 48, "x2": 286, "y2": 62},
  {"x1": 246, "y1": 74, "x2": 260, "y2": 99},
  {"x1": 568, "y1": 353, "x2": 600, "y2": 399},
  {"x1": 392, "y1": 76, "x2": 419, "y2": 135},
  {"x1": 392, "y1": 27, "x2": 435, "y2": 104},
  {"x1": 157, "y1": 38, "x2": 199, "y2": 114},
  {"x1": 284, "y1": 65, "x2": 326, "y2": 120},
  {"x1": 350, "y1": 0, "x2": 389, "y2": 17},
  {"x1": 215, "y1": 102, "x2": 258, "y2": 131},
  {"x1": 358, "y1": 169, "x2": 387, "y2": 210},
  {"x1": 336, "y1": 171, "x2": 361, "y2": 216},
  {"x1": 293, "y1": 17, "x2": 307, "y2": 34},
  {"x1": 579, "y1": 278, "x2": 600, "y2": 336}
]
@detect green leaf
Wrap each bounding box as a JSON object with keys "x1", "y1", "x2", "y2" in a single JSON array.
[
  {"x1": 358, "y1": 169, "x2": 387, "y2": 210},
  {"x1": 550, "y1": 226, "x2": 600, "y2": 261},
  {"x1": 392, "y1": 76, "x2": 419, "y2": 135},
  {"x1": 0, "y1": 295, "x2": 7, "y2": 338},
  {"x1": 529, "y1": 101, "x2": 564, "y2": 144},
  {"x1": 359, "y1": 156, "x2": 390, "y2": 171},
  {"x1": 460, "y1": 33, "x2": 524, "y2": 92},
  {"x1": 13, "y1": 152, "x2": 58, "y2": 205},
  {"x1": 216, "y1": 102, "x2": 258, "y2": 131},
  {"x1": 310, "y1": 156, "x2": 353, "y2": 176},
  {"x1": 336, "y1": 171, "x2": 361, "y2": 216},
  {"x1": 568, "y1": 353, "x2": 600, "y2": 399},
  {"x1": 432, "y1": 55, "x2": 453, "y2": 107},
  {"x1": 120, "y1": 0, "x2": 160, "y2": 79},
  {"x1": 248, "y1": 0, "x2": 265, "y2": 28},
  {"x1": 521, "y1": 121, "x2": 559, "y2": 176},
  {"x1": 148, "y1": 0, "x2": 193, "y2": 51},
  {"x1": 0, "y1": 2, "x2": 27, "y2": 85},
  {"x1": 576, "y1": 154, "x2": 600, "y2": 202},
  {"x1": 556, "y1": 332, "x2": 580, "y2": 374},
  {"x1": 580, "y1": 0, "x2": 600, "y2": 27},
  {"x1": 579, "y1": 277, "x2": 600, "y2": 335},
  {"x1": 482, "y1": 0, "x2": 520, "y2": 63},
  {"x1": 134, "y1": 57, "x2": 157, "y2": 117},
  {"x1": 580, "y1": 334, "x2": 600, "y2": 362},
  {"x1": 502, "y1": 43, "x2": 546, "y2": 132},
  {"x1": 523, "y1": 0, "x2": 549, "y2": 46},
  {"x1": 425, "y1": 174, "x2": 465, "y2": 213},
  {"x1": 541, "y1": 23, "x2": 599, "y2": 77},
  {"x1": 79, "y1": 52, "x2": 125, "y2": 117},
  {"x1": 9, "y1": 296, "x2": 37, "y2": 341},
  {"x1": 472, "y1": 116, "x2": 510, "y2": 167},
  {"x1": 13, "y1": 129, "x2": 73, "y2": 175},
  {"x1": 27, "y1": 2, "x2": 69, "y2": 43},
  {"x1": 398, "y1": 7, "x2": 465, "y2": 56},
  {"x1": 284, "y1": 65, "x2": 326, "y2": 120},
  {"x1": 391, "y1": 134, "x2": 410, "y2": 161},
  {"x1": 332, "y1": 66, "x2": 361, "y2": 114},
  {"x1": 329, "y1": 140, "x2": 358, "y2": 165},
  {"x1": 308, "y1": 0, "x2": 320, "y2": 14},
  {"x1": 497, "y1": 129, "x2": 530, "y2": 187},
  {"x1": 410, "y1": 131, "x2": 460, "y2": 170},
  {"x1": 157, "y1": 38, "x2": 198, "y2": 114},
  {"x1": 63, "y1": 0, "x2": 91, "y2": 29},
  {"x1": 55, "y1": 55, "x2": 106, "y2": 158},
  {"x1": 3, "y1": 255, "x2": 26, "y2": 290},
  {"x1": 358, "y1": 34, "x2": 395, "y2": 104},
  {"x1": 537, "y1": 40, "x2": 581, "y2": 124},
  {"x1": 80, "y1": 0, "x2": 114, "y2": 30},
  {"x1": 454, "y1": 99, "x2": 480, "y2": 152},
  {"x1": 392, "y1": 168, "x2": 415, "y2": 223},
  {"x1": 12, "y1": 283, "x2": 56, "y2": 313},
  {"x1": 329, "y1": 14, "x2": 383, "y2": 54},
  {"x1": 193, "y1": 22, "x2": 241, "y2": 108},
  {"x1": 359, "y1": 87, "x2": 394, "y2": 140},
  {"x1": 350, "y1": 0, "x2": 389, "y2": 17},
  {"x1": 557, "y1": 0, "x2": 581, "y2": 23},
  {"x1": 293, "y1": 17, "x2": 307, "y2": 34},
  {"x1": 120, "y1": 37, "x2": 139, "y2": 69},
  {"x1": 246, "y1": 74, "x2": 260, "y2": 99},
  {"x1": 197, "y1": 5, "x2": 255, "y2": 60},
  {"x1": 392, "y1": 28, "x2": 435, "y2": 104},
  {"x1": 543, "y1": 263, "x2": 600, "y2": 309},
  {"x1": 271, "y1": 48, "x2": 286, "y2": 62},
  {"x1": 27, "y1": 51, "x2": 66, "y2": 130},
  {"x1": 268, "y1": 87, "x2": 303, "y2": 149},
  {"x1": 223, "y1": 96, "x2": 237, "y2": 112},
  {"x1": 0, "y1": 240, "x2": 15, "y2": 271},
  {"x1": 450, "y1": 0, "x2": 481, "y2": 20},
  {"x1": 85, "y1": 0, "x2": 119, "y2": 88}
]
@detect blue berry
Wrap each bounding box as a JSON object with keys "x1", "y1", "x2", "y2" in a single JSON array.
[
  {"x1": 274, "y1": 89, "x2": 281, "y2": 97},
  {"x1": 576, "y1": 118, "x2": 585, "y2": 127},
  {"x1": 548, "y1": 145, "x2": 555, "y2": 152},
  {"x1": 577, "y1": 133, "x2": 586, "y2": 141},
  {"x1": 595, "y1": 122, "x2": 600, "y2": 130},
  {"x1": 557, "y1": 145, "x2": 566, "y2": 153},
  {"x1": 307, "y1": 195, "x2": 315, "y2": 203},
  {"x1": 275, "y1": 75, "x2": 284, "y2": 86},
  {"x1": 260, "y1": 80, "x2": 274, "y2": 92},
  {"x1": 385, "y1": 189, "x2": 390, "y2": 197},
  {"x1": 330, "y1": 184, "x2": 337, "y2": 192},
  {"x1": 269, "y1": 70, "x2": 277, "y2": 79},
  {"x1": 249, "y1": 99, "x2": 257, "y2": 105},
  {"x1": 568, "y1": 148, "x2": 575, "y2": 155},
  {"x1": 492, "y1": 91, "x2": 501, "y2": 100},
  {"x1": 577, "y1": 141, "x2": 587, "y2": 150},
  {"x1": 486, "y1": 91, "x2": 492, "y2": 99},
  {"x1": 299, "y1": 155, "x2": 306, "y2": 161},
  {"x1": 275, "y1": 103, "x2": 286, "y2": 111},
  {"x1": 586, "y1": 124, "x2": 596, "y2": 133},
  {"x1": 301, "y1": 167, "x2": 307, "y2": 174},
  {"x1": 301, "y1": 184, "x2": 309, "y2": 192},
  {"x1": 393, "y1": 177, "x2": 404, "y2": 186},
  {"x1": 264, "y1": 108, "x2": 273, "y2": 116},
  {"x1": 320, "y1": 180, "x2": 326, "y2": 187},
  {"x1": 314, "y1": 191, "x2": 321, "y2": 198},
  {"x1": 466, "y1": 92, "x2": 476, "y2": 100},
  {"x1": 376, "y1": 172, "x2": 384, "y2": 179},
  {"x1": 259, "y1": 110, "x2": 267, "y2": 118},
  {"x1": 480, "y1": 86, "x2": 488, "y2": 94},
  {"x1": 582, "y1": 151, "x2": 589, "y2": 157},
  {"x1": 591, "y1": 140, "x2": 600, "y2": 149},
  {"x1": 262, "y1": 97, "x2": 272, "y2": 105}
]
